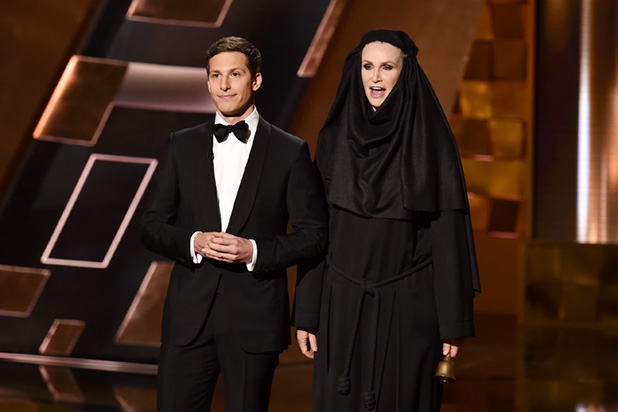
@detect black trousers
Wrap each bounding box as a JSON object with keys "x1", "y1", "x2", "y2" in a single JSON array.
[{"x1": 157, "y1": 291, "x2": 280, "y2": 412}]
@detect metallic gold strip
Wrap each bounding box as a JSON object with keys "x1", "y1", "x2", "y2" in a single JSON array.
[
  {"x1": 0, "y1": 351, "x2": 157, "y2": 374},
  {"x1": 577, "y1": 0, "x2": 618, "y2": 243},
  {"x1": 297, "y1": 0, "x2": 348, "y2": 77}
]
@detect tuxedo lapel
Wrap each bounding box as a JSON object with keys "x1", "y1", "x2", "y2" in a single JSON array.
[
  {"x1": 226, "y1": 118, "x2": 271, "y2": 234},
  {"x1": 196, "y1": 122, "x2": 222, "y2": 231}
]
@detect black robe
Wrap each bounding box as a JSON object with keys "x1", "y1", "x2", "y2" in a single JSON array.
[
  {"x1": 292, "y1": 29, "x2": 480, "y2": 412},
  {"x1": 307, "y1": 206, "x2": 476, "y2": 412}
]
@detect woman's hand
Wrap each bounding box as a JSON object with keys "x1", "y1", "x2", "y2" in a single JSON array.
[
  {"x1": 296, "y1": 328, "x2": 318, "y2": 359},
  {"x1": 442, "y1": 338, "x2": 463, "y2": 358}
]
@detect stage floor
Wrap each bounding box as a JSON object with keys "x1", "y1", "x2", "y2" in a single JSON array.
[{"x1": 1, "y1": 314, "x2": 616, "y2": 411}]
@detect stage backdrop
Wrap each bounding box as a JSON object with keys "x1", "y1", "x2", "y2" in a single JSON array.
[{"x1": 0, "y1": 0, "x2": 508, "y2": 369}]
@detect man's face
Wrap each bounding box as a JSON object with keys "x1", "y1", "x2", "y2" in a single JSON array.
[{"x1": 207, "y1": 51, "x2": 262, "y2": 121}]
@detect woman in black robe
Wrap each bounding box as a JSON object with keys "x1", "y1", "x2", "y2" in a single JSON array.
[{"x1": 294, "y1": 29, "x2": 481, "y2": 411}]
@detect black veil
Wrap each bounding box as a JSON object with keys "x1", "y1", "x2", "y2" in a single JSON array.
[{"x1": 316, "y1": 29, "x2": 469, "y2": 218}]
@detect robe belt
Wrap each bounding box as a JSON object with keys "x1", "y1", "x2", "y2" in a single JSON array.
[{"x1": 327, "y1": 257, "x2": 433, "y2": 410}]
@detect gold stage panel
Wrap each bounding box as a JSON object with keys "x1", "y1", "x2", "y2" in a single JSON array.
[
  {"x1": 114, "y1": 261, "x2": 173, "y2": 347},
  {"x1": 464, "y1": 40, "x2": 493, "y2": 81},
  {"x1": 488, "y1": 118, "x2": 525, "y2": 160},
  {"x1": 453, "y1": 116, "x2": 525, "y2": 161},
  {"x1": 33, "y1": 56, "x2": 128, "y2": 146},
  {"x1": 474, "y1": 4, "x2": 494, "y2": 40},
  {"x1": 489, "y1": 81, "x2": 529, "y2": 119},
  {"x1": 39, "y1": 319, "x2": 86, "y2": 356},
  {"x1": 488, "y1": 197, "x2": 520, "y2": 234},
  {"x1": 493, "y1": 39, "x2": 526, "y2": 80},
  {"x1": 461, "y1": 159, "x2": 523, "y2": 198},
  {"x1": 0, "y1": 265, "x2": 50, "y2": 317},
  {"x1": 459, "y1": 81, "x2": 493, "y2": 119},
  {"x1": 457, "y1": 118, "x2": 492, "y2": 157},
  {"x1": 491, "y1": 3, "x2": 525, "y2": 39},
  {"x1": 126, "y1": 0, "x2": 232, "y2": 26}
]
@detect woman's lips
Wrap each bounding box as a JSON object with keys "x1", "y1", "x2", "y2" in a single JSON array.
[{"x1": 370, "y1": 87, "x2": 386, "y2": 98}]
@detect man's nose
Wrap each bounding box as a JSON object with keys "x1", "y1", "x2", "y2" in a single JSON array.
[{"x1": 221, "y1": 77, "x2": 230, "y2": 90}]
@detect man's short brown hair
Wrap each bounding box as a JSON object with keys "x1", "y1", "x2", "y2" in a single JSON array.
[{"x1": 205, "y1": 36, "x2": 262, "y2": 76}]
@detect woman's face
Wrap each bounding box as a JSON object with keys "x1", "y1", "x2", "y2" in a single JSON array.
[{"x1": 360, "y1": 41, "x2": 404, "y2": 109}]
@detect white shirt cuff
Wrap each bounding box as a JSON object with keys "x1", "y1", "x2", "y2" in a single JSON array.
[
  {"x1": 190, "y1": 231, "x2": 203, "y2": 264},
  {"x1": 246, "y1": 239, "x2": 258, "y2": 271}
]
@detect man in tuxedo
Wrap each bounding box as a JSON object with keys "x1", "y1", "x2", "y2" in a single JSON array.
[{"x1": 141, "y1": 36, "x2": 328, "y2": 412}]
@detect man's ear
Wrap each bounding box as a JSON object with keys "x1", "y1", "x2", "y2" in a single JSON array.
[{"x1": 252, "y1": 73, "x2": 262, "y2": 92}]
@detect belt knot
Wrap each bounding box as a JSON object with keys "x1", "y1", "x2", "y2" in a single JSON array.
[{"x1": 360, "y1": 280, "x2": 376, "y2": 296}]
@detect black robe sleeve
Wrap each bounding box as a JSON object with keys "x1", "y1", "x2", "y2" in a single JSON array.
[{"x1": 430, "y1": 210, "x2": 477, "y2": 340}]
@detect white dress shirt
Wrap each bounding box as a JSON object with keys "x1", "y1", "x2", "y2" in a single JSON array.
[{"x1": 190, "y1": 108, "x2": 260, "y2": 270}]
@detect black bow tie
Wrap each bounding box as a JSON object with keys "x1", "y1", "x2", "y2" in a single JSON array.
[{"x1": 213, "y1": 121, "x2": 249, "y2": 143}]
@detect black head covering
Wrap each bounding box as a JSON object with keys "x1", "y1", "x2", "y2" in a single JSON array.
[{"x1": 316, "y1": 29, "x2": 470, "y2": 218}]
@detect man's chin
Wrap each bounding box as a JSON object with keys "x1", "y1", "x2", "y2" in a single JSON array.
[{"x1": 217, "y1": 105, "x2": 252, "y2": 120}]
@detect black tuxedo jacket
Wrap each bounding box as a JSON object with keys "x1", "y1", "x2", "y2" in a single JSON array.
[{"x1": 141, "y1": 117, "x2": 328, "y2": 353}]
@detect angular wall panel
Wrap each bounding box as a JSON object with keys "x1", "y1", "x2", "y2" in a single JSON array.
[
  {"x1": 40, "y1": 154, "x2": 157, "y2": 269},
  {"x1": 33, "y1": 56, "x2": 128, "y2": 146},
  {"x1": 297, "y1": 0, "x2": 347, "y2": 77},
  {"x1": 39, "y1": 319, "x2": 86, "y2": 356},
  {"x1": 0, "y1": 266, "x2": 50, "y2": 317},
  {"x1": 127, "y1": 0, "x2": 232, "y2": 26}
]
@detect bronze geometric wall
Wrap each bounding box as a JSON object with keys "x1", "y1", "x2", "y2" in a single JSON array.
[
  {"x1": 450, "y1": 0, "x2": 535, "y2": 316},
  {"x1": 452, "y1": 0, "x2": 532, "y2": 240}
]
